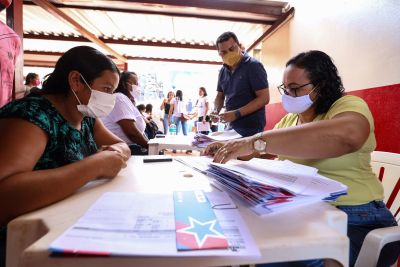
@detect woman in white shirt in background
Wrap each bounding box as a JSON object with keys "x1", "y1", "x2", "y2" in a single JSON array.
[
  {"x1": 168, "y1": 89, "x2": 188, "y2": 135},
  {"x1": 101, "y1": 71, "x2": 149, "y2": 155},
  {"x1": 195, "y1": 86, "x2": 210, "y2": 134}
]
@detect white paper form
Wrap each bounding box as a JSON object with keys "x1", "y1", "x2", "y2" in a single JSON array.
[
  {"x1": 175, "y1": 156, "x2": 214, "y2": 174},
  {"x1": 49, "y1": 192, "x2": 260, "y2": 258},
  {"x1": 196, "y1": 121, "x2": 211, "y2": 132}
]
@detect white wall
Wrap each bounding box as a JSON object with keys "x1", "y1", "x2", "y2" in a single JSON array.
[{"x1": 262, "y1": 0, "x2": 400, "y2": 103}]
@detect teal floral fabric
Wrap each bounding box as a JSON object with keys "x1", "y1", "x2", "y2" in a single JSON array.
[{"x1": 0, "y1": 95, "x2": 98, "y2": 170}]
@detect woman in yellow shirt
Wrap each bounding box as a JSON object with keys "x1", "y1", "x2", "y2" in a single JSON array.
[{"x1": 205, "y1": 50, "x2": 399, "y2": 267}]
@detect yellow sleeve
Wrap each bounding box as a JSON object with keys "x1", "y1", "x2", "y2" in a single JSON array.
[
  {"x1": 326, "y1": 95, "x2": 374, "y2": 131},
  {"x1": 274, "y1": 113, "x2": 298, "y2": 129}
]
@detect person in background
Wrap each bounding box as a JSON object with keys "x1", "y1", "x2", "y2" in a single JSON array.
[
  {"x1": 24, "y1": 72, "x2": 41, "y2": 96},
  {"x1": 0, "y1": 45, "x2": 130, "y2": 267},
  {"x1": 212, "y1": 31, "x2": 269, "y2": 137},
  {"x1": 160, "y1": 91, "x2": 174, "y2": 134},
  {"x1": 137, "y1": 104, "x2": 146, "y2": 117},
  {"x1": 101, "y1": 71, "x2": 149, "y2": 155},
  {"x1": 205, "y1": 50, "x2": 399, "y2": 267},
  {"x1": 168, "y1": 89, "x2": 188, "y2": 136},
  {"x1": 0, "y1": 0, "x2": 21, "y2": 108},
  {"x1": 145, "y1": 103, "x2": 153, "y2": 120},
  {"x1": 195, "y1": 86, "x2": 210, "y2": 134}
]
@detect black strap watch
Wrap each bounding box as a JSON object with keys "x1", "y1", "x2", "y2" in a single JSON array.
[{"x1": 234, "y1": 109, "x2": 241, "y2": 119}]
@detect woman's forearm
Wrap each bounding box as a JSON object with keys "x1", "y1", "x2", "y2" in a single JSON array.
[
  {"x1": 263, "y1": 113, "x2": 369, "y2": 159},
  {"x1": 0, "y1": 154, "x2": 109, "y2": 224}
]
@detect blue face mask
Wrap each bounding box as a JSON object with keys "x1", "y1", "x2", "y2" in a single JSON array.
[{"x1": 281, "y1": 87, "x2": 316, "y2": 114}]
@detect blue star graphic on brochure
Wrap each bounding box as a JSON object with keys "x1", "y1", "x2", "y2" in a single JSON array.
[
  {"x1": 177, "y1": 217, "x2": 225, "y2": 247},
  {"x1": 173, "y1": 191, "x2": 229, "y2": 250}
]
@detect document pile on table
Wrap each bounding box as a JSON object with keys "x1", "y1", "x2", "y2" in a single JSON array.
[
  {"x1": 49, "y1": 191, "x2": 260, "y2": 258},
  {"x1": 192, "y1": 129, "x2": 242, "y2": 148},
  {"x1": 207, "y1": 158, "x2": 348, "y2": 215}
]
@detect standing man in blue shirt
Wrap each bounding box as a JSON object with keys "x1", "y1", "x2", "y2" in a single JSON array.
[{"x1": 212, "y1": 31, "x2": 269, "y2": 137}]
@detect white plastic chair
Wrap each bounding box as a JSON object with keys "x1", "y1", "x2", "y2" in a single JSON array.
[{"x1": 355, "y1": 151, "x2": 400, "y2": 267}]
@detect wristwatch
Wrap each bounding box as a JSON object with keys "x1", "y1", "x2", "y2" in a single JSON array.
[
  {"x1": 253, "y1": 133, "x2": 267, "y2": 153},
  {"x1": 234, "y1": 109, "x2": 241, "y2": 119}
]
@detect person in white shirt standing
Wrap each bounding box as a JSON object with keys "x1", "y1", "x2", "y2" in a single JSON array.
[
  {"x1": 195, "y1": 86, "x2": 210, "y2": 134},
  {"x1": 101, "y1": 71, "x2": 148, "y2": 155},
  {"x1": 168, "y1": 89, "x2": 188, "y2": 135}
]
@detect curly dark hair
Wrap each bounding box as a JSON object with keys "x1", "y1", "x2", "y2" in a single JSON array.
[
  {"x1": 115, "y1": 71, "x2": 137, "y2": 104},
  {"x1": 286, "y1": 50, "x2": 345, "y2": 114}
]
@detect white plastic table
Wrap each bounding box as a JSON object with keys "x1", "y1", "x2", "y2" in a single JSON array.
[{"x1": 6, "y1": 156, "x2": 349, "y2": 267}]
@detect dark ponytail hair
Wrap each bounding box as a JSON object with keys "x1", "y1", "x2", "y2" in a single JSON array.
[
  {"x1": 176, "y1": 90, "x2": 183, "y2": 101},
  {"x1": 41, "y1": 46, "x2": 120, "y2": 94}
]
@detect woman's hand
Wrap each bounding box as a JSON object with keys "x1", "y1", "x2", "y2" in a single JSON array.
[
  {"x1": 98, "y1": 144, "x2": 129, "y2": 162},
  {"x1": 211, "y1": 137, "x2": 255, "y2": 164},
  {"x1": 94, "y1": 150, "x2": 127, "y2": 178},
  {"x1": 203, "y1": 142, "x2": 226, "y2": 156}
]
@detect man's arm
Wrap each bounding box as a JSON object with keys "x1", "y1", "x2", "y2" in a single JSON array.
[
  {"x1": 213, "y1": 91, "x2": 225, "y2": 113},
  {"x1": 220, "y1": 88, "x2": 269, "y2": 123},
  {"x1": 238, "y1": 88, "x2": 269, "y2": 117}
]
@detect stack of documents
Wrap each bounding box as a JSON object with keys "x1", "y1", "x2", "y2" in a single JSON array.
[
  {"x1": 207, "y1": 158, "x2": 347, "y2": 215},
  {"x1": 192, "y1": 129, "x2": 242, "y2": 148}
]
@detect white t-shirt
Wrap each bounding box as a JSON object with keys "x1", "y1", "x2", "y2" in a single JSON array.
[
  {"x1": 196, "y1": 96, "x2": 208, "y2": 117},
  {"x1": 101, "y1": 93, "x2": 146, "y2": 145},
  {"x1": 171, "y1": 97, "x2": 186, "y2": 117}
]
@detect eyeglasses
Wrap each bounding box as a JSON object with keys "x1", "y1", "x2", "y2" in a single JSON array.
[{"x1": 277, "y1": 82, "x2": 313, "y2": 97}]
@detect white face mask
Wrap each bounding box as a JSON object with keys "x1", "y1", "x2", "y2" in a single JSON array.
[
  {"x1": 130, "y1": 84, "x2": 141, "y2": 100},
  {"x1": 281, "y1": 88, "x2": 316, "y2": 114},
  {"x1": 71, "y1": 74, "x2": 116, "y2": 118}
]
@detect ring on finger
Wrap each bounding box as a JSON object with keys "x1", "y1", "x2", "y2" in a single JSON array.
[{"x1": 221, "y1": 155, "x2": 226, "y2": 163}]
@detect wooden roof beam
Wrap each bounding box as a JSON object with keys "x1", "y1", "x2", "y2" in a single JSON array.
[
  {"x1": 247, "y1": 7, "x2": 295, "y2": 52},
  {"x1": 23, "y1": 1, "x2": 276, "y2": 25},
  {"x1": 119, "y1": 0, "x2": 285, "y2": 16},
  {"x1": 23, "y1": 33, "x2": 217, "y2": 50},
  {"x1": 24, "y1": 50, "x2": 221, "y2": 66},
  {"x1": 31, "y1": 0, "x2": 127, "y2": 63}
]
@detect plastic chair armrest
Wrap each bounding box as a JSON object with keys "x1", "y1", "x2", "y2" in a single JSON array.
[{"x1": 355, "y1": 225, "x2": 400, "y2": 267}]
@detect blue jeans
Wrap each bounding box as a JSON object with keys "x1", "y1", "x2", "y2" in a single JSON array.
[
  {"x1": 337, "y1": 200, "x2": 399, "y2": 267},
  {"x1": 162, "y1": 113, "x2": 171, "y2": 135},
  {"x1": 173, "y1": 115, "x2": 187, "y2": 135}
]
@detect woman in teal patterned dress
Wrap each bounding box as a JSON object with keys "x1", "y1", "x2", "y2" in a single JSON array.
[{"x1": 0, "y1": 46, "x2": 130, "y2": 267}]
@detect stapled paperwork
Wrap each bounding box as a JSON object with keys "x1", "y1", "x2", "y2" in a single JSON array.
[
  {"x1": 49, "y1": 192, "x2": 260, "y2": 258},
  {"x1": 175, "y1": 156, "x2": 348, "y2": 215}
]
